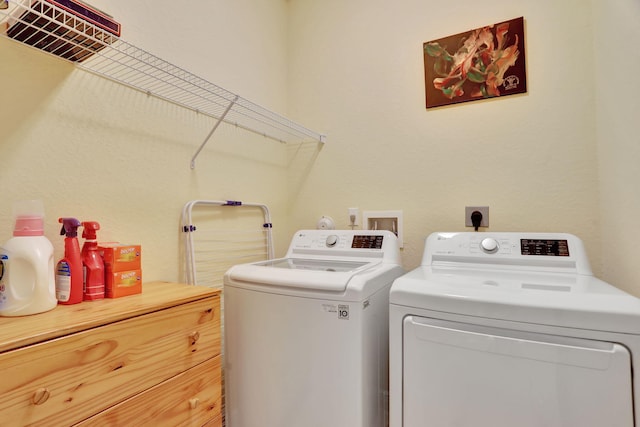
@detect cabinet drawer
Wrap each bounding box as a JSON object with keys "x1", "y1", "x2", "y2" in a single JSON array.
[
  {"x1": 77, "y1": 355, "x2": 222, "y2": 426},
  {"x1": 203, "y1": 413, "x2": 223, "y2": 427},
  {"x1": 0, "y1": 296, "x2": 220, "y2": 426}
]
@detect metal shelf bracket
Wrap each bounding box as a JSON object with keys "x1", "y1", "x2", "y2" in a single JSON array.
[{"x1": 190, "y1": 95, "x2": 238, "y2": 169}]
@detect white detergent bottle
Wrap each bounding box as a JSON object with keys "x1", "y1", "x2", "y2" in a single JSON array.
[{"x1": 0, "y1": 200, "x2": 57, "y2": 316}]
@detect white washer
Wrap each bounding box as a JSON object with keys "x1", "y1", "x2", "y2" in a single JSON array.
[
  {"x1": 224, "y1": 229, "x2": 404, "y2": 427},
  {"x1": 389, "y1": 232, "x2": 640, "y2": 427}
]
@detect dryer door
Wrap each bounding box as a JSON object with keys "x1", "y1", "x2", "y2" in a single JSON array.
[{"x1": 403, "y1": 316, "x2": 634, "y2": 427}]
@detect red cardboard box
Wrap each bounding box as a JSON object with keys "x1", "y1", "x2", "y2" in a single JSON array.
[
  {"x1": 106, "y1": 269, "x2": 142, "y2": 298},
  {"x1": 99, "y1": 243, "x2": 141, "y2": 272}
]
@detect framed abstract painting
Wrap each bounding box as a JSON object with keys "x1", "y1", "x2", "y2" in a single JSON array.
[{"x1": 424, "y1": 16, "x2": 527, "y2": 108}]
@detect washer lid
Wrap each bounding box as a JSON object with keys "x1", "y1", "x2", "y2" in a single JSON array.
[
  {"x1": 390, "y1": 266, "x2": 640, "y2": 334},
  {"x1": 226, "y1": 257, "x2": 379, "y2": 291},
  {"x1": 260, "y1": 258, "x2": 369, "y2": 272}
]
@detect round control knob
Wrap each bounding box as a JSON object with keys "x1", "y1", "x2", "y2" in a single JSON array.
[
  {"x1": 480, "y1": 237, "x2": 499, "y2": 253},
  {"x1": 326, "y1": 235, "x2": 339, "y2": 247}
]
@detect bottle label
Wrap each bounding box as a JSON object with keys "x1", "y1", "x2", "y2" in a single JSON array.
[
  {"x1": 0, "y1": 254, "x2": 5, "y2": 281},
  {"x1": 0, "y1": 254, "x2": 7, "y2": 308},
  {"x1": 56, "y1": 260, "x2": 71, "y2": 302}
]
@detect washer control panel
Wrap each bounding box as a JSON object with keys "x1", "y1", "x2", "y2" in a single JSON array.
[
  {"x1": 286, "y1": 230, "x2": 401, "y2": 264},
  {"x1": 351, "y1": 235, "x2": 384, "y2": 249},
  {"x1": 310, "y1": 233, "x2": 384, "y2": 249}
]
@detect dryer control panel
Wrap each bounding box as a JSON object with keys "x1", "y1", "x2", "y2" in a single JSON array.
[
  {"x1": 473, "y1": 236, "x2": 570, "y2": 256},
  {"x1": 423, "y1": 232, "x2": 591, "y2": 275},
  {"x1": 520, "y1": 238, "x2": 570, "y2": 256}
]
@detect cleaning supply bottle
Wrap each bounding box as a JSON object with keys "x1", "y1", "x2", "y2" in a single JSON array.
[
  {"x1": 56, "y1": 217, "x2": 83, "y2": 305},
  {"x1": 0, "y1": 200, "x2": 57, "y2": 316},
  {"x1": 81, "y1": 221, "x2": 104, "y2": 301}
]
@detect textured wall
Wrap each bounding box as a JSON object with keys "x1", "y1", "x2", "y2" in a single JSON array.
[
  {"x1": 287, "y1": 0, "x2": 604, "y2": 275},
  {"x1": 0, "y1": 0, "x2": 293, "y2": 283},
  {"x1": 593, "y1": 0, "x2": 640, "y2": 294},
  {"x1": 2, "y1": 0, "x2": 638, "y2": 295}
]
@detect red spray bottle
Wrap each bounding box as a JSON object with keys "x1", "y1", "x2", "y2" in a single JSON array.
[
  {"x1": 81, "y1": 221, "x2": 105, "y2": 301},
  {"x1": 55, "y1": 218, "x2": 83, "y2": 305}
]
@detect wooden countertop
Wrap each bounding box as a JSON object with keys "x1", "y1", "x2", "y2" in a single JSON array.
[{"x1": 0, "y1": 281, "x2": 221, "y2": 353}]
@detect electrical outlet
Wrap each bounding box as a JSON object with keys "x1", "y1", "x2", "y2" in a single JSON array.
[
  {"x1": 465, "y1": 206, "x2": 489, "y2": 228},
  {"x1": 348, "y1": 208, "x2": 359, "y2": 226}
]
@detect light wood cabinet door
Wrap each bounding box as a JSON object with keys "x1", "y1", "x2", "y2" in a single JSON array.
[
  {"x1": 0, "y1": 295, "x2": 220, "y2": 426},
  {"x1": 76, "y1": 356, "x2": 222, "y2": 426}
]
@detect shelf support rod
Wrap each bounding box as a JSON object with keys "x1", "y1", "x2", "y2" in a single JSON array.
[{"x1": 190, "y1": 95, "x2": 239, "y2": 169}]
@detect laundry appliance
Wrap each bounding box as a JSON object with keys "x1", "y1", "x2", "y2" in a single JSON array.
[
  {"x1": 389, "y1": 232, "x2": 640, "y2": 427},
  {"x1": 224, "y1": 229, "x2": 404, "y2": 427}
]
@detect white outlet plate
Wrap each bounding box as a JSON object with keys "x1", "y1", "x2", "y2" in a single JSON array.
[
  {"x1": 362, "y1": 210, "x2": 403, "y2": 248},
  {"x1": 348, "y1": 207, "x2": 359, "y2": 226},
  {"x1": 465, "y1": 206, "x2": 489, "y2": 228}
]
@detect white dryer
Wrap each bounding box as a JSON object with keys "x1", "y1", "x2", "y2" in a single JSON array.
[
  {"x1": 224, "y1": 229, "x2": 404, "y2": 427},
  {"x1": 389, "y1": 232, "x2": 640, "y2": 427}
]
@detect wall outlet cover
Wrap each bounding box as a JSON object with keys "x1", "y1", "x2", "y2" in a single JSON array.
[
  {"x1": 465, "y1": 206, "x2": 489, "y2": 228},
  {"x1": 348, "y1": 207, "x2": 359, "y2": 226}
]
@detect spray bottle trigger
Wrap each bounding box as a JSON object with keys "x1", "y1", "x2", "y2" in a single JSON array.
[{"x1": 58, "y1": 218, "x2": 81, "y2": 238}]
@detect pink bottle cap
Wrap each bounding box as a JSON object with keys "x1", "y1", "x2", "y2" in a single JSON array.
[{"x1": 14, "y1": 215, "x2": 44, "y2": 236}]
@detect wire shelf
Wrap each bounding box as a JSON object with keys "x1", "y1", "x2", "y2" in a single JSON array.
[{"x1": 1, "y1": 0, "x2": 326, "y2": 163}]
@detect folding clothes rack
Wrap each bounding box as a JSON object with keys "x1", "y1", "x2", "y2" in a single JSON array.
[
  {"x1": 181, "y1": 199, "x2": 274, "y2": 426},
  {"x1": 180, "y1": 199, "x2": 274, "y2": 288}
]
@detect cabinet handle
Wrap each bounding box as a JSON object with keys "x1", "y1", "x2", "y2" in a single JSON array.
[
  {"x1": 189, "y1": 398, "x2": 200, "y2": 409},
  {"x1": 189, "y1": 331, "x2": 200, "y2": 345},
  {"x1": 32, "y1": 388, "x2": 50, "y2": 405}
]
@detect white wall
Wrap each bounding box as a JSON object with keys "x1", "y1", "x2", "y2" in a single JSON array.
[
  {"x1": 287, "y1": 0, "x2": 604, "y2": 274},
  {"x1": 592, "y1": 0, "x2": 640, "y2": 295},
  {"x1": 2, "y1": 0, "x2": 639, "y2": 295},
  {"x1": 0, "y1": 0, "x2": 293, "y2": 283}
]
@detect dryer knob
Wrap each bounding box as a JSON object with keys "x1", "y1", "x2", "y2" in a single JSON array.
[
  {"x1": 326, "y1": 235, "x2": 339, "y2": 247},
  {"x1": 480, "y1": 237, "x2": 499, "y2": 253}
]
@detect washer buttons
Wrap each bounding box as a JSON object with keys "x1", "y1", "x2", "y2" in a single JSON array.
[{"x1": 326, "y1": 235, "x2": 339, "y2": 247}]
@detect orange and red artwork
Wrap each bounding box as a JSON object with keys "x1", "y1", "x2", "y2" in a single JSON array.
[{"x1": 423, "y1": 16, "x2": 526, "y2": 108}]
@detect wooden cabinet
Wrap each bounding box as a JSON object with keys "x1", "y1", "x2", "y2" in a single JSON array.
[{"x1": 0, "y1": 281, "x2": 222, "y2": 426}]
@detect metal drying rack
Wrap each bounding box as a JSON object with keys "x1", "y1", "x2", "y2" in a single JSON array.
[
  {"x1": 180, "y1": 199, "x2": 274, "y2": 288},
  {"x1": 0, "y1": 0, "x2": 326, "y2": 168}
]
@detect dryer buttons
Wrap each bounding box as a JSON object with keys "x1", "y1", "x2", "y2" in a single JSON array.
[{"x1": 480, "y1": 238, "x2": 499, "y2": 254}]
